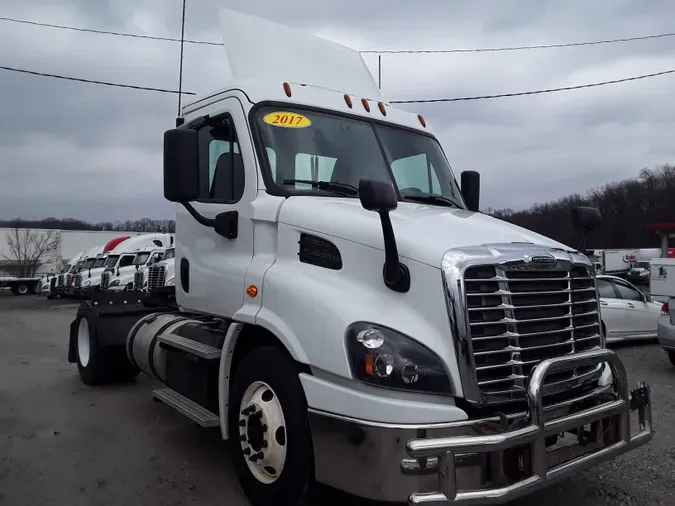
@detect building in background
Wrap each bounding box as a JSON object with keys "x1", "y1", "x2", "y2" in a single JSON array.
[{"x1": 0, "y1": 228, "x2": 143, "y2": 277}]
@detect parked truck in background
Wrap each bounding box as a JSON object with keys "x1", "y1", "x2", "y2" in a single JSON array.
[
  {"x1": 67, "y1": 9, "x2": 653, "y2": 506},
  {"x1": 594, "y1": 249, "x2": 638, "y2": 277}
]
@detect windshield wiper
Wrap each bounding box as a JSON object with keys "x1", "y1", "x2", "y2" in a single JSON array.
[
  {"x1": 401, "y1": 193, "x2": 462, "y2": 208},
  {"x1": 282, "y1": 179, "x2": 359, "y2": 196}
]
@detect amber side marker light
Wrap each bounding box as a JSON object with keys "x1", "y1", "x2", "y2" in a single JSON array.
[
  {"x1": 378, "y1": 102, "x2": 387, "y2": 116},
  {"x1": 418, "y1": 114, "x2": 427, "y2": 128},
  {"x1": 361, "y1": 98, "x2": 371, "y2": 112},
  {"x1": 283, "y1": 82, "x2": 292, "y2": 97},
  {"x1": 246, "y1": 285, "x2": 258, "y2": 298},
  {"x1": 344, "y1": 94, "x2": 353, "y2": 108}
]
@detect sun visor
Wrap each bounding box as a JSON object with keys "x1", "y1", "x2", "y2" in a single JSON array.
[{"x1": 219, "y1": 8, "x2": 383, "y2": 100}]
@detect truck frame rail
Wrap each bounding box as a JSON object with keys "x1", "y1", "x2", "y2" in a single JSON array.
[{"x1": 404, "y1": 348, "x2": 653, "y2": 505}]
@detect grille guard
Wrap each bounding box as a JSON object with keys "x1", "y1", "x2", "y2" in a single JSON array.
[{"x1": 404, "y1": 348, "x2": 653, "y2": 505}]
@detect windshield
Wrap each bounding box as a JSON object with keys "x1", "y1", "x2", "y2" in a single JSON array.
[
  {"x1": 93, "y1": 258, "x2": 106, "y2": 268},
  {"x1": 75, "y1": 261, "x2": 85, "y2": 271},
  {"x1": 104, "y1": 255, "x2": 119, "y2": 268},
  {"x1": 254, "y1": 106, "x2": 465, "y2": 206},
  {"x1": 636, "y1": 262, "x2": 650, "y2": 269},
  {"x1": 163, "y1": 248, "x2": 175, "y2": 260},
  {"x1": 82, "y1": 258, "x2": 96, "y2": 270},
  {"x1": 133, "y1": 253, "x2": 150, "y2": 266}
]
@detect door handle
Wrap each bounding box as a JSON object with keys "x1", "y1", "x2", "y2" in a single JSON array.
[
  {"x1": 627, "y1": 303, "x2": 635, "y2": 308},
  {"x1": 600, "y1": 301, "x2": 608, "y2": 306}
]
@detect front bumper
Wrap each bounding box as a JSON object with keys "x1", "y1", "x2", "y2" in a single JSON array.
[
  {"x1": 657, "y1": 314, "x2": 675, "y2": 350},
  {"x1": 308, "y1": 348, "x2": 652, "y2": 504}
]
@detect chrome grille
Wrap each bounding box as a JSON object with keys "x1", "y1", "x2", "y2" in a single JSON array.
[
  {"x1": 50, "y1": 277, "x2": 57, "y2": 290},
  {"x1": 464, "y1": 263, "x2": 601, "y2": 400},
  {"x1": 133, "y1": 270, "x2": 144, "y2": 291},
  {"x1": 65, "y1": 273, "x2": 72, "y2": 287},
  {"x1": 56, "y1": 274, "x2": 64, "y2": 288},
  {"x1": 74, "y1": 273, "x2": 82, "y2": 288},
  {"x1": 147, "y1": 265, "x2": 166, "y2": 290},
  {"x1": 100, "y1": 271, "x2": 111, "y2": 290}
]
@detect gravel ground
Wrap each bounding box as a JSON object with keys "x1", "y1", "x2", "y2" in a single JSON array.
[{"x1": 1, "y1": 292, "x2": 674, "y2": 506}]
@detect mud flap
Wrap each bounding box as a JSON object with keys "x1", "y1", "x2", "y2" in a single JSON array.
[{"x1": 67, "y1": 290, "x2": 171, "y2": 363}]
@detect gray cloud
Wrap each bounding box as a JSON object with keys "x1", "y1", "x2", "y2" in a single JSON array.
[{"x1": 0, "y1": 0, "x2": 674, "y2": 221}]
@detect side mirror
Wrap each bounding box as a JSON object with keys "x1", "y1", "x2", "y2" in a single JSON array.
[
  {"x1": 571, "y1": 206, "x2": 602, "y2": 252},
  {"x1": 164, "y1": 128, "x2": 200, "y2": 203},
  {"x1": 572, "y1": 206, "x2": 602, "y2": 231},
  {"x1": 460, "y1": 170, "x2": 480, "y2": 212},
  {"x1": 358, "y1": 179, "x2": 397, "y2": 212},
  {"x1": 358, "y1": 179, "x2": 409, "y2": 293},
  {"x1": 646, "y1": 294, "x2": 654, "y2": 303}
]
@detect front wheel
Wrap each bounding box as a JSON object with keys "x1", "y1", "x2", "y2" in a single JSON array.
[{"x1": 229, "y1": 347, "x2": 314, "y2": 506}]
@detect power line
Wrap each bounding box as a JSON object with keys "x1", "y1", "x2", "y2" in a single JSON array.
[
  {"x1": 2, "y1": 15, "x2": 674, "y2": 54},
  {"x1": 360, "y1": 32, "x2": 675, "y2": 54},
  {"x1": 1, "y1": 64, "x2": 671, "y2": 103},
  {"x1": 0, "y1": 65, "x2": 195, "y2": 95},
  {"x1": 390, "y1": 69, "x2": 675, "y2": 103},
  {"x1": 0, "y1": 15, "x2": 221, "y2": 46}
]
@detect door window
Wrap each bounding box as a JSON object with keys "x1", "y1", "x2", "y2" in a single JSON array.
[
  {"x1": 613, "y1": 281, "x2": 643, "y2": 301},
  {"x1": 596, "y1": 278, "x2": 618, "y2": 298},
  {"x1": 198, "y1": 116, "x2": 245, "y2": 203}
]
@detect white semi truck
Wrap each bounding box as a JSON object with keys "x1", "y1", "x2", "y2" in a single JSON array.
[{"x1": 68, "y1": 9, "x2": 652, "y2": 506}]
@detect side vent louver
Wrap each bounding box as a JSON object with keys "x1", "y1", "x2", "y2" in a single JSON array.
[{"x1": 298, "y1": 234, "x2": 342, "y2": 270}]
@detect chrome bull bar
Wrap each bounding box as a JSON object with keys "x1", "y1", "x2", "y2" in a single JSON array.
[{"x1": 405, "y1": 348, "x2": 653, "y2": 505}]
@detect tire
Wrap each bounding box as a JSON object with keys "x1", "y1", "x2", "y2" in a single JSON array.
[
  {"x1": 229, "y1": 346, "x2": 314, "y2": 506},
  {"x1": 16, "y1": 283, "x2": 29, "y2": 296},
  {"x1": 75, "y1": 315, "x2": 140, "y2": 385},
  {"x1": 668, "y1": 350, "x2": 675, "y2": 367}
]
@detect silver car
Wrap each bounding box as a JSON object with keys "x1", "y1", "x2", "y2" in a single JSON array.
[{"x1": 657, "y1": 297, "x2": 675, "y2": 366}]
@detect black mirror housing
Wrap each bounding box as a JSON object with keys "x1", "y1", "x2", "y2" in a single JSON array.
[
  {"x1": 461, "y1": 170, "x2": 480, "y2": 212},
  {"x1": 164, "y1": 128, "x2": 200, "y2": 203},
  {"x1": 572, "y1": 206, "x2": 602, "y2": 231},
  {"x1": 358, "y1": 179, "x2": 398, "y2": 212}
]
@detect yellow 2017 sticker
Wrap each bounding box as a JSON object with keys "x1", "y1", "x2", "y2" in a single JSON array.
[{"x1": 263, "y1": 111, "x2": 312, "y2": 128}]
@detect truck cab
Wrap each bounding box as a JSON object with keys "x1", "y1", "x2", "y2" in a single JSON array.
[
  {"x1": 99, "y1": 233, "x2": 173, "y2": 291},
  {"x1": 135, "y1": 246, "x2": 175, "y2": 291},
  {"x1": 68, "y1": 8, "x2": 653, "y2": 506}
]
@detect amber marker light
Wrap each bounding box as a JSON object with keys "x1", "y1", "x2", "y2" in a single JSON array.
[
  {"x1": 246, "y1": 285, "x2": 258, "y2": 298},
  {"x1": 378, "y1": 102, "x2": 387, "y2": 116},
  {"x1": 344, "y1": 94, "x2": 353, "y2": 108},
  {"x1": 418, "y1": 114, "x2": 427, "y2": 128},
  {"x1": 361, "y1": 98, "x2": 371, "y2": 112},
  {"x1": 283, "y1": 82, "x2": 292, "y2": 97}
]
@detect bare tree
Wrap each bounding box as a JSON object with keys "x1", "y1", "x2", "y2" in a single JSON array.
[{"x1": 2, "y1": 226, "x2": 59, "y2": 278}]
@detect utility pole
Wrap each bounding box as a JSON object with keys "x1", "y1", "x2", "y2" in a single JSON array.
[{"x1": 177, "y1": 0, "x2": 187, "y2": 115}]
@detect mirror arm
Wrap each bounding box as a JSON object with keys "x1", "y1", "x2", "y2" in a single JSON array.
[
  {"x1": 182, "y1": 202, "x2": 216, "y2": 228},
  {"x1": 577, "y1": 231, "x2": 591, "y2": 253},
  {"x1": 378, "y1": 211, "x2": 410, "y2": 293}
]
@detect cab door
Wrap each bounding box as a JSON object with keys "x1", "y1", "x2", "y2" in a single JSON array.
[{"x1": 175, "y1": 97, "x2": 256, "y2": 318}]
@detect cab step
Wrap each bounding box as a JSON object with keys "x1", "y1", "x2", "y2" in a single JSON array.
[
  {"x1": 157, "y1": 333, "x2": 221, "y2": 359},
  {"x1": 152, "y1": 388, "x2": 220, "y2": 427}
]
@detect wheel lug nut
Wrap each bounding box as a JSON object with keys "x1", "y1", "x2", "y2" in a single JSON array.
[
  {"x1": 261, "y1": 441, "x2": 268, "y2": 448},
  {"x1": 254, "y1": 451, "x2": 264, "y2": 460},
  {"x1": 243, "y1": 447, "x2": 251, "y2": 455},
  {"x1": 261, "y1": 424, "x2": 267, "y2": 432},
  {"x1": 239, "y1": 419, "x2": 246, "y2": 427},
  {"x1": 248, "y1": 455, "x2": 258, "y2": 462},
  {"x1": 239, "y1": 434, "x2": 246, "y2": 442}
]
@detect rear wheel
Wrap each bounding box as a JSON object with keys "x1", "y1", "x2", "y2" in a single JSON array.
[
  {"x1": 668, "y1": 350, "x2": 675, "y2": 367},
  {"x1": 229, "y1": 346, "x2": 314, "y2": 506},
  {"x1": 76, "y1": 315, "x2": 140, "y2": 385},
  {"x1": 16, "y1": 283, "x2": 29, "y2": 295}
]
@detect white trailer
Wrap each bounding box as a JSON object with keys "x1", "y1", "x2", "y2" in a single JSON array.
[{"x1": 67, "y1": 9, "x2": 652, "y2": 506}]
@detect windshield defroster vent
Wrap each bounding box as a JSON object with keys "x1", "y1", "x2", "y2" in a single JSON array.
[{"x1": 298, "y1": 234, "x2": 342, "y2": 270}]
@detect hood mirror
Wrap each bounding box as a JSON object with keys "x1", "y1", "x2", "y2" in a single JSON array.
[{"x1": 358, "y1": 179, "x2": 410, "y2": 293}]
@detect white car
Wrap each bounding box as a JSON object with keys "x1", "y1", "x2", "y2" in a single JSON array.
[{"x1": 596, "y1": 274, "x2": 663, "y2": 342}]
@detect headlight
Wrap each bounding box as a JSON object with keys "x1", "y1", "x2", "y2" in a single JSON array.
[
  {"x1": 346, "y1": 322, "x2": 452, "y2": 395},
  {"x1": 110, "y1": 279, "x2": 120, "y2": 287},
  {"x1": 83, "y1": 280, "x2": 91, "y2": 287},
  {"x1": 165, "y1": 277, "x2": 175, "y2": 286}
]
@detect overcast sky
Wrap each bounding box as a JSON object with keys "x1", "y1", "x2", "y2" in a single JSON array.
[{"x1": 1, "y1": 0, "x2": 674, "y2": 222}]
